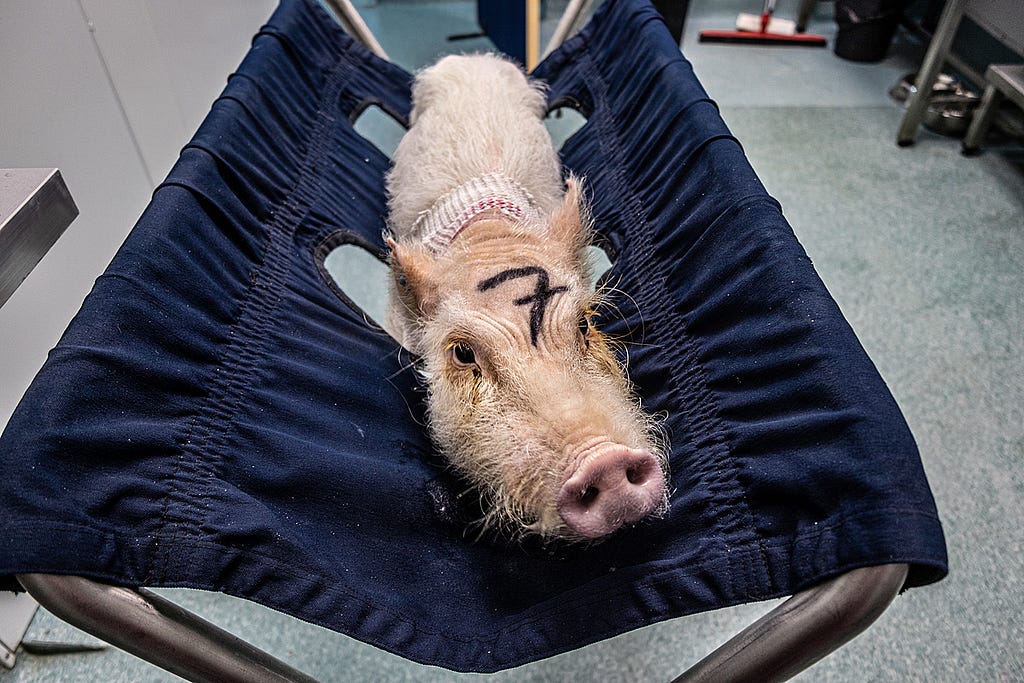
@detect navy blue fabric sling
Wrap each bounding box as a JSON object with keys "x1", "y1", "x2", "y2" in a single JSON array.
[{"x1": 0, "y1": 0, "x2": 946, "y2": 672}]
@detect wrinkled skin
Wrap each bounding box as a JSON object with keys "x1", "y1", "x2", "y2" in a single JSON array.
[{"x1": 388, "y1": 183, "x2": 669, "y2": 540}]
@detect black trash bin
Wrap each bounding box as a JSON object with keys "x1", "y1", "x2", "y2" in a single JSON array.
[{"x1": 834, "y1": 0, "x2": 906, "y2": 62}]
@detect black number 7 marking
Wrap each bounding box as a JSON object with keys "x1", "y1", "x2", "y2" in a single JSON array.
[{"x1": 477, "y1": 266, "x2": 569, "y2": 347}]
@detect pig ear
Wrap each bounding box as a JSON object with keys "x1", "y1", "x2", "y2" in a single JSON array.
[
  {"x1": 549, "y1": 175, "x2": 592, "y2": 256},
  {"x1": 387, "y1": 237, "x2": 439, "y2": 317}
]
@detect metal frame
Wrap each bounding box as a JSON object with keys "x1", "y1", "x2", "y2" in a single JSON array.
[
  {"x1": 672, "y1": 564, "x2": 908, "y2": 682},
  {"x1": 18, "y1": 564, "x2": 908, "y2": 682},
  {"x1": 7, "y1": 7, "x2": 912, "y2": 682}
]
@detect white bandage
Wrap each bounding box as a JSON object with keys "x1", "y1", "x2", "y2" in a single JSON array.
[{"x1": 413, "y1": 172, "x2": 543, "y2": 252}]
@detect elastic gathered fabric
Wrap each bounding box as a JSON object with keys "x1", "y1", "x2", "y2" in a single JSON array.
[{"x1": 0, "y1": 0, "x2": 946, "y2": 672}]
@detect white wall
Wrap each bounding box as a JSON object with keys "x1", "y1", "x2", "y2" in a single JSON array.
[{"x1": 0, "y1": 0, "x2": 277, "y2": 430}]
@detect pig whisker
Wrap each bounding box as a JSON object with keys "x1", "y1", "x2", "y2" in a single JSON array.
[
  {"x1": 384, "y1": 354, "x2": 423, "y2": 382},
  {"x1": 466, "y1": 506, "x2": 518, "y2": 544},
  {"x1": 383, "y1": 374, "x2": 429, "y2": 428},
  {"x1": 596, "y1": 284, "x2": 646, "y2": 337},
  {"x1": 614, "y1": 339, "x2": 663, "y2": 350},
  {"x1": 592, "y1": 274, "x2": 636, "y2": 315}
]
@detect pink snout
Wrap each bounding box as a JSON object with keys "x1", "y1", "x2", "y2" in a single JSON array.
[{"x1": 557, "y1": 447, "x2": 666, "y2": 539}]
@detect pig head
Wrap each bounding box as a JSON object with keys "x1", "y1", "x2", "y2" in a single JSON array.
[{"x1": 388, "y1": 184, "x2": 668, "y2": 540}]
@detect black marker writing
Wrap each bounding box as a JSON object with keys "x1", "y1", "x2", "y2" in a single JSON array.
[{"x1": 477, "y1": 266, "x2": 568, "y2": 347}]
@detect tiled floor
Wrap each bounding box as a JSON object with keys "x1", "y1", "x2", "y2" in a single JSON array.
[{"x1": 2, "y1": 0, "x2": 1022, "y2": 681}]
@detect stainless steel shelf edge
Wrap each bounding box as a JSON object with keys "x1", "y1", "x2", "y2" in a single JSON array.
[{"x1": 0, "y1": 168, "x2": 79, "y2": 308}]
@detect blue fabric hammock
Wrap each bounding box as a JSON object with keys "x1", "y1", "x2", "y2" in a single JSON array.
[{"x1": 0, "y1": 0, "x2": 946, "y2": 673}]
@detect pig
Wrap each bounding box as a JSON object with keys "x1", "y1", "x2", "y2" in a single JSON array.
[{"x1": 384, "y1": 54, "x2": 668, "y2": 540}]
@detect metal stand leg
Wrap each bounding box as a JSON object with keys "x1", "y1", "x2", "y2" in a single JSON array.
[
  {"x1": 321, "y1": 0, "x2": 389, "y2": 61},
  {"x1": 673, "y1": 564, "x2": 909, "y2": 683},
  {"x1": 896, "y1": 0, "x2": 966, "y2": 146},
  {"x1": 962, "y1": 82, "x2": 1003, "y2": 154},
  {"x1": 543, "y1": 0, "x2": 594, "y2": 59},
  {"x1": 796, "y1": 0, "x2": 816, "y2": 33},
  {"x1": 17, "y1": 574, "x2": 319, "y2": 683},
  {"x1": 962, "y1": 64, "x2": 1024, "y2": 155}
]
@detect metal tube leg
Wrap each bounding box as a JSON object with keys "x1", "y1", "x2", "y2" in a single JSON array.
[
  {"x1": 962, "y1": 83, "x2": 1002, "y2": 154},
  {"x1": 543, "y1": 0, "x2": 592, "y2": 59},
  {"x1": 673, "y1": 564, "x2": 909, "y2": 683},
  {"x1": 796, "y1": 0, "x2": 816, "y2": 33},
  {"x1": 897, "y1": 0, "x2": 966, "y2": 146},
  {"x1": 18, "y1": 574, "x2": 320, "y2": 683},
  {"x1": 322, "y1": 0, "x2": 389, "y2": 61}
]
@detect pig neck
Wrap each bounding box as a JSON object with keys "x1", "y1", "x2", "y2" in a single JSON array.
[
  {"x1": 414, "y1": 172, "x2": 544, "y2": 253},
  {"x1": 447, "y1": 218, "x2": 553, "y2": 266}
]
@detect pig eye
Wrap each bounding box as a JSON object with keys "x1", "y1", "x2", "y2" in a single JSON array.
[{"x1": 450, "y1": 342, "x2": 477, "y2": 368}]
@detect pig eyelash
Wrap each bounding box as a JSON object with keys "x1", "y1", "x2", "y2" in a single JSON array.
[
  {"x1": 578, "y1": 307, "x2": 601, "y2": 348},
  {"x1": 577, "y1": 312, "x2": 592, "y2": 349}
]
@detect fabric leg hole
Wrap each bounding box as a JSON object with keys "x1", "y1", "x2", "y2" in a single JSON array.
[
  {"x1": 322, "y1": 242, "x2": 393, "y2": 336},
  {"x1": 352, "y1": 102, "x2": 407, "y2": 160},
  {"x1": 545, "y1": 104, "x2": 589, "y2": 151},
  {"x1": 587, "y1": 244, "x2": 613, "y2": 284}
]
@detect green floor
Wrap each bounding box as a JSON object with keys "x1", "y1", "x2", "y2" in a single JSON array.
[{"x1": 4, "y1": 0, "x2": 1023, "y2": 681}]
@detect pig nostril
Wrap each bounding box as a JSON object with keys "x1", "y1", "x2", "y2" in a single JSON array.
[
  {"x1": 626, "y1": 467, "x2": 645, "y2": 485},
  {"x1": 558, "y1": 447, "x2": 666, "y2": 539}
]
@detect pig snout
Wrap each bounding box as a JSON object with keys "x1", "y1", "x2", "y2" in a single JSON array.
[{"x1": 556, "y1": 445, "x2": 666, "y2": 539}]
